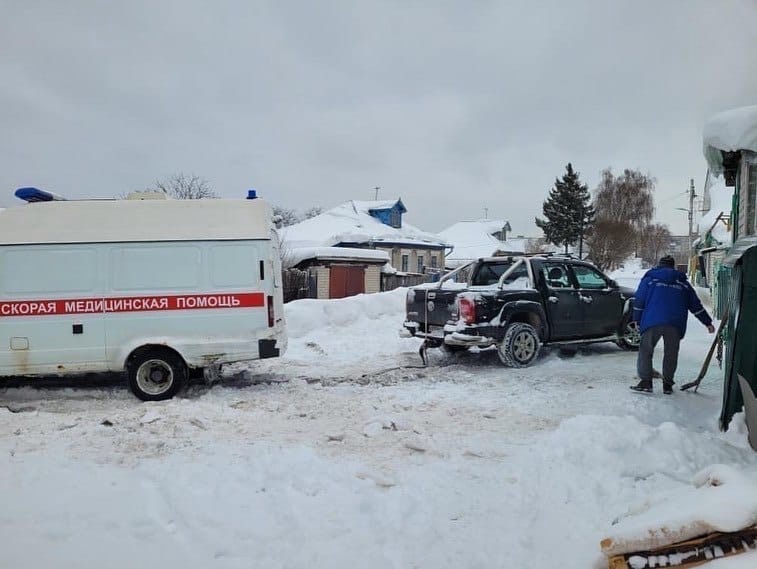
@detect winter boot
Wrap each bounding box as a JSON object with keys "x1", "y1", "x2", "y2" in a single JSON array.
[
  {"x1": 630, "y1": 379, "x2": 653, "y2": 393},
  {"x1": 663, "y1": 380, "x2": 675, "y2": 395}
]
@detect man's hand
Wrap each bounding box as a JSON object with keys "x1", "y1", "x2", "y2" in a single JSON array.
[{"x1": 707, "y1": 324, "x2": 715, "y2": 334}]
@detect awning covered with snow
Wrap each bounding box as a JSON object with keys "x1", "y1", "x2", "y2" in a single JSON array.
[
  {"x1": 286, "y1": 246, "x2": 389, "y2": 268},
  {"x1": 703, "y1": 105, "x2": 757, "y2": 177}
]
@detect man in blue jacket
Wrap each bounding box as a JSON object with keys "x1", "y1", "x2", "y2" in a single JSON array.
[{"x1": 630, "y1": 255, "x2": 715, "y2": 394}]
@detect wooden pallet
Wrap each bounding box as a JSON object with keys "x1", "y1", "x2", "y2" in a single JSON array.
[{"x1": 605, "y1": 526, "x2": 757, "y2": 568}]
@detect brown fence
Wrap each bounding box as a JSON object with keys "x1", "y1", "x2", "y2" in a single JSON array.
[
  {"x1": 381, "y1": 273, "x2": 431, "y2": 292},
  {"x1": 282, "y1": 268, "x2": 313, "y2": 303}
]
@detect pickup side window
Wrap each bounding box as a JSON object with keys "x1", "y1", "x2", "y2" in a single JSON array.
[
  {"x1": 572, "y1": 265, "x2": 610, "y2": 290},
  {"x1": 542, "y1": 263, "x2": 573, "y2": 289}
]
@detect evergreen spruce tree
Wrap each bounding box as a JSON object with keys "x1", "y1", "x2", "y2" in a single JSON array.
[{"x1": 535, "y1": 163, "x2": 594, "y2": 256}]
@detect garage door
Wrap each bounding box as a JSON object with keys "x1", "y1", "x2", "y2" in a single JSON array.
[{"x1": 329, "y1": 265, "x2": 365, "y2": 299}]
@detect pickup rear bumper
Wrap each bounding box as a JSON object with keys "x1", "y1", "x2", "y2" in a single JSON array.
[
  {"x1": 443, "y1": 330, "x2": 495, "y2": 348},
  {"x1": 404, "y1": 320, "x2": 497, "y2": 349},
  {"x1": 402, "y1": 321, "x2": 445, "y2": 347}
]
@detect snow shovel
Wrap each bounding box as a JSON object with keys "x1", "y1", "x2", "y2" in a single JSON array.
[{"x1": 680, "y1": 311, "x2": 728, "y2": 393}]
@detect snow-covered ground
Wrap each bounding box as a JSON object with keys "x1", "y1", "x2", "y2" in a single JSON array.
[{"x1": 2, "y1": 276, "x2": 757, "y2": 568}]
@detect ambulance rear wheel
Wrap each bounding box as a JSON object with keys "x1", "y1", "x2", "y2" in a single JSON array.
[{"x1": 127, "y1": 348, "x2": 187, "y2": 401}]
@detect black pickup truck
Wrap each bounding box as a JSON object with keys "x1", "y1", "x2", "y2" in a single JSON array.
[{"x1": 403, "y1": 255, "x2": 640, "y2": 367}]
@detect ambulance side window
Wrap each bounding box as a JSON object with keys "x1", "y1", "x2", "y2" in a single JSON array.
[
  {"x1": 1, "y1": 247, "x2": 97, "y2": 293},
  {"x1": 111, "y1": 246, "x2": 201, "y2": 291},
  {"x1": 209, "y1": 244, "x2": 258, "y2": 288}
]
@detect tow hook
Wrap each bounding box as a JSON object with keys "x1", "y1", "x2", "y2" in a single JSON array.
[{"x1": 419, "y1": 340, "x2": 429, "y2": 367}]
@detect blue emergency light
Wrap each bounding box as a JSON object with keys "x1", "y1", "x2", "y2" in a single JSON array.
[{"x1": 15, "y1": 187, "x2": 67, "y2": 202}]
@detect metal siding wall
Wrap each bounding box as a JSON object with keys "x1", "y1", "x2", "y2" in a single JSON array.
[
  {"x1": 738, "y1": 160, "x2": 748, "y2": 239},
  {"x1": 716, "y1": 265, "x2": 732, "y2": 321}
]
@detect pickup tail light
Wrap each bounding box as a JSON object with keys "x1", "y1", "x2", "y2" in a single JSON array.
[
  {"x1": 459, "y1": 297, "x2": 476, "y2": 324},
  {"x1": 267, "y1": 295, "x2": 274, "y2": 327}
]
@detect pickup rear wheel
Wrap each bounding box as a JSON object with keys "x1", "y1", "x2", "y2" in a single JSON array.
[{"x1": 497, "y1": 322, "x2": 541, "y2": 367}]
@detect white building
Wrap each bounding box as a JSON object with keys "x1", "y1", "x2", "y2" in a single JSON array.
[{"x1": 438, "y1": 219, "x2": 543, "y2": 268}]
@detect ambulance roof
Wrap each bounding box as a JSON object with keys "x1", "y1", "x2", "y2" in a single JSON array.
[{"x1": 0, "y1": 199, "x2": 273, "y2": 245}]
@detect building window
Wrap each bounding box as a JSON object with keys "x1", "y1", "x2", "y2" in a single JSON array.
[
  {"x1": 401, "y1": 254, "x2": 409, "y2": 272},
  {"x1": 431, "y1": 255, "x2": 438, "y2": 268},
  {"x1": 417, "y1": 255, "x2": 424, "y2": 273},
  {"x1": 747, "y1": 161, "x2": 757, "y2": 236},
  {"x1": 390, "y1": 209, "x2": 401, "y2": 228}
]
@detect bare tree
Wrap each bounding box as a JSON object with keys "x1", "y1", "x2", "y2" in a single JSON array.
[
  {"x1": 272, "y1": 206, "x2": 300, "y2": 228},
  {"x1": 152, "y1": 173, "x2": 217, "y2": 199},
  {"x1": 525, "y1": 237, "x2": 549, "y2": 255},
  {"x1": 587, "y1": 168, "x2": 656, "y2": 269},
  {"x1": 593, "y1": 168, "x2": 655, "y2": 226},
  {"x1": 303, "y1": 206, "x2": 323, "y2": 219},
  {"x1": 586, "y1": 220, "x2": 636, "y2": 270},
  {"x1": 638, "y1": 223, "x2": 672, "y2": 267}
]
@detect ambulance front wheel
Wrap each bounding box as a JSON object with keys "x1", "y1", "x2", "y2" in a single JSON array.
[{"x1": 127, "y1": 347, "x2": 187, "y2": 401}]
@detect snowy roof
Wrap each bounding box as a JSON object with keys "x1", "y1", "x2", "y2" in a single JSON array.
[
  {"x1": 351, "y1": 199, "x2": 406, "y2": 213},
  {"x1": 438, "y1": 219, "x2": 526, "y2": 263},
  {"x1": 703, "y1": 105, "x2": 757, "y2": 176},
  {"x1": 438, "y1": 220, "x2": 508, "y2": 260},
  {"x1": 279, "y1": 200, "x2": 448, "y2": 250},
  {"x1": 286, "y1": 246, "x2": 389, "y2": 267},
  {"x1": 698, "y1": 175, "x2": 732, "y2": 246}
]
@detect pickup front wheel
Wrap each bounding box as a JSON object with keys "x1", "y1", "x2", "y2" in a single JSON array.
[
  {"x1": 497, "y1": 323, "x2": 541, "y2": 367},
  {"x1": 617, "y1": 316, "x2": 641, "y2": 351}
]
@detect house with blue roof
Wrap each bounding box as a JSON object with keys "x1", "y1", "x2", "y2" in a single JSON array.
[{"x1": 280, "y1": 198, "x2": 450, "y2": 298}]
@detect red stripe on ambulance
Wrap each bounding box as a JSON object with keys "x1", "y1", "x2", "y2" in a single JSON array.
[{"x1": 0, "y1": 293, "x2": 265, "y2": 317}]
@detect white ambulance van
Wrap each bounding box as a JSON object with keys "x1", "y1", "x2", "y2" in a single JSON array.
[{"x1": 0, "y1": 190, "x2": 286, "y2": 400}]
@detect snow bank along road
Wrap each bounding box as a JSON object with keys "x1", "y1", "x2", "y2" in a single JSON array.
[{"x1": 1, "y1": 288, "x2": 756, "y2": 569}]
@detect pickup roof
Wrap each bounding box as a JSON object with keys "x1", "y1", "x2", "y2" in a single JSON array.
[{"x1": 403, "y1": 255, "x2": 639, "y2": 367}]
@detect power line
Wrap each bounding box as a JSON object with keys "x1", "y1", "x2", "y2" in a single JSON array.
[{"x1": 656, "y1": 190, "x2": 690, "y2": 206}]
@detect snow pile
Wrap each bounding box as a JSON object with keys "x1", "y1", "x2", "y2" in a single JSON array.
[
  {"x1": 0, "y1": 443, "x2": 419, "y2": 569},
  {"x1": 285, "y1": 288, "x2": 406, "y2": 339},
  {"x1": 498, "y1": 412, "x2": 757, "y2": 568},
  {"x1": 280, "y1": 288, "x2": 420, "y2": 370},
  {"x1": 703, "y1": 105, "x2": 757, "y2": 176},
  {"x1": 601, "y1": 463, "x2": 757, "y2": 556}
]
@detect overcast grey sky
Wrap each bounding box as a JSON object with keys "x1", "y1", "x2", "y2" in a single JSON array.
[{"x1": 1, "y1": 0, "x2": 755, "y2": 236}]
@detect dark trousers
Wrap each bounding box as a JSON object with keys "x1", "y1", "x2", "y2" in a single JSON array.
[{"x1": 637, "y1": 325, "x2": 681, "y2": 385}]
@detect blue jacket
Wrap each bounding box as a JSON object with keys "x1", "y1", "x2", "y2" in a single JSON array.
[{"x1": 632, "y1": 267, "x2": 712, "y2": 338}]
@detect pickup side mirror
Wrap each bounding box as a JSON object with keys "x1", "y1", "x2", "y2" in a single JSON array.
[{"x1": 609, "y1": 279, "x2": 618, "y2": 288}]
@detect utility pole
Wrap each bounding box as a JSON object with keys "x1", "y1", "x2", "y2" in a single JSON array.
[
  {"x1": 373, "y1": 186, "x2": 380, "y2": 200},
  {"x1": 688, "y1": 178, "x2": 696, "y2": 266},
  {"x1": 484, "y1": 207, "x2": 488, "y2": 220}
]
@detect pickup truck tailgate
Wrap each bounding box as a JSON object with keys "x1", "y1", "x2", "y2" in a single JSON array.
[{"x1": 405, "y1": 287, "x2": 460, "y2": 329}]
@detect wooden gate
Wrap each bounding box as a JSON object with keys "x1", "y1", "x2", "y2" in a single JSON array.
[{"x1": 329, "y1": 265, "x2": 365, "y2": 298}]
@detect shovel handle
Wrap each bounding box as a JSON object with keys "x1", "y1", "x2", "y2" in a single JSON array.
[{"x1": 680, "y1": 312, "x2": 729, "y2": 392}]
